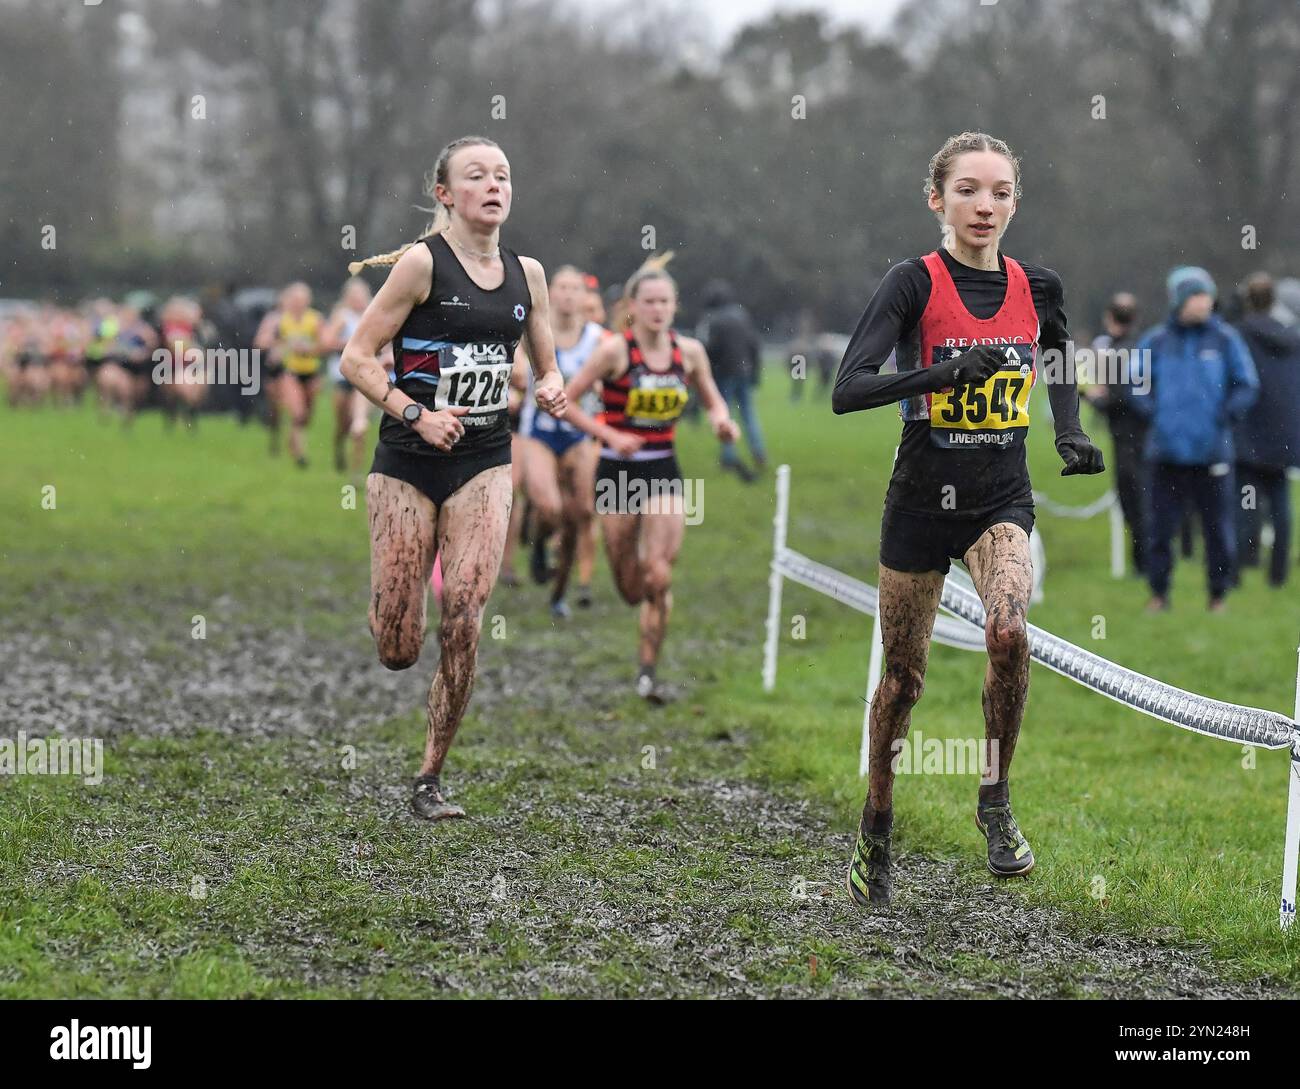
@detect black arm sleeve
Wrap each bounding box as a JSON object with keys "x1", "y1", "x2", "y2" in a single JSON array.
[
  {"x1": 1038, "y1": 269, "x2": 1087, "y2": 447},
  {"x1": 832, "y1": 262, "x2": 938, "y2": 414}
]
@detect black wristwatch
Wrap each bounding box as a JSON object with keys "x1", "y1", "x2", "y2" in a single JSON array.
[{"x1": 401, "y1": 403, "x2": 423, "y2": 429}]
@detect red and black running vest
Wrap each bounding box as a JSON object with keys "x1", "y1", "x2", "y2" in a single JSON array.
[
  {"x1": 911, "y1": 250, "x2": 1039, "y2": 449},
  {"x1": 888, "y1": 251, "x2": 1040, "y2": 516},
  {"x1": 599, "y1": 328, "x2": 690, "y2": 459}
]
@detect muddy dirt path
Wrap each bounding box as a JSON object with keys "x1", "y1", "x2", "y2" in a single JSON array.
[{"x1": 2, "y1": 603, "x2": 1289, "y2": 998}]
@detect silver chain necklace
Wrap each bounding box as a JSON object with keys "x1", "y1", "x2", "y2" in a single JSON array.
[{"x1": 446, "y1": 231, "x2": 499, "y2": 260}]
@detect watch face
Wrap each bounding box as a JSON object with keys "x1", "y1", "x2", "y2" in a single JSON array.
[{"x1": 404, "y1": 404, "x2": 421, "y2": 422}]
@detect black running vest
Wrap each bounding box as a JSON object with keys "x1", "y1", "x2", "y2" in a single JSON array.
[{"x1": 380, "y1": 233, "x2": 532, "y2": 458}]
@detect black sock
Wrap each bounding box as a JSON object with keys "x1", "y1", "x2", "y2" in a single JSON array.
[
  {"x1": 860, "y1": 801, "x2": 893, "y2": 836},
  {"x1": 638, "y1": 664, "x2": 655, "y2": 682},
  {"x1": 979, "y1": 778, "x2": 1009, "y2": 807}
]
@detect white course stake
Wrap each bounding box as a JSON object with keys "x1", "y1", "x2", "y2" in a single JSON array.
[
  {"x1": 860, "y1": 610, "x2": 885, "y2": 778},
  {"x1": 762, "y1": 464, "x2": 791, "y2": 692},
  {"x1": 1281, "y1": 641, "x2": 1300, "y2": 929},
  {"x1": 1109, "y1": 500, "x2": 1125, "y2": 579}
]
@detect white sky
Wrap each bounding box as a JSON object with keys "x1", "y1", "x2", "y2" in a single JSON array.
[
  {"x1": 578, "y1": 0, "x2": 909, "y2": 45},
  {"x1": 699, "y1": 0, "x2": 907, "y2": 41}
]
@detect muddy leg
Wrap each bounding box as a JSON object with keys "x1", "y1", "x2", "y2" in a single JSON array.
[
  {"x1": 333, "y1": 387, "x2": 350, "y2": 468},
  {"x1": 601, "y1": 512, "x2": 645, "y2": 605},
  {"x1": 348, "y1": 390, "x2": 370, "y2": 473},
  {"x1": 962, "y1": 523, "x2": 1033, "y2": 784},
  {"x1": 366, "y1": 473, "x2": 437, "y2": 670},
  {"x1": 636, "y1": 499, "x2": 685, "y2": 669},
  {"x1": 867, "y1": 564, "x2": 944, "y2": 813},
  {"x1": 550, "y1": 445, "x2": 587, "y2": 605},
  {"x1": 420, "y1": 464, "x2": 512, "y2": 776},
  {"x1": 574, "y1": 441, "x2": 599, "y2": 588}
]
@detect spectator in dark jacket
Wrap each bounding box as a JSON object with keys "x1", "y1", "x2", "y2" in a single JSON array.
[
  {"x1": 1085, "y1": 292, "x2": 1148, "y2": 573},
  {"x1": 698, "y1": 280, "x2": 766, "y2": 482},
  {"x1": 1232, "y1": 273, "x2": 1300, "y2": 586},
  {"x1": 1131, "y1": 266, "x2": 1259, "y2": 611}
]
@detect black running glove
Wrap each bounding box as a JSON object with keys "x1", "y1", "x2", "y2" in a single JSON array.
[
  {"x1": 929, "y1": 345, "x2": 1005, "y2": 391},
  {"x1": 1056, "y1": 432, "x2": 1106, "y2": 476}
]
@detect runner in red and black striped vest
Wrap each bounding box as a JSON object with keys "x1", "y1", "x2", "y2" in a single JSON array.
[
  {"x1": 562, "y1": 263, "x2": 739, "y2": 703},
  {"x1": 601, "y1": 326, "x2": 688, "y2": 457}
]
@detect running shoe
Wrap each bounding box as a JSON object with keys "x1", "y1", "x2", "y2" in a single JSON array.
[
  {"x1": 575, "y1": 585, "x2": 593, "y2": 609},
  {"x1": 646, "y1": 683, "x2": 673, "y2": 705},
  {"x1": 635, "y1": 668, "x2": 672, "y2": 705},
  {"x1": 846, "y1": 823, "x2": 892, "y2": 908},
  {"x1": 974, "y1": 803, "x2": 1034, "y2": 877},
  {"x1": 550, "y1": 599, "x2": 571, "y2": 621},
  {"x1": 411, "y1": 775, "x2": 465, "y2": 821}
]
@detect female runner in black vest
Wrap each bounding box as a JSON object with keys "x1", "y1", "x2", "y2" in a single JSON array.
[
  {"x1": 833, "y1": 132, "x2": 1105, "y2": 906},
  {"x1": 341, "y1": 136, "x2": 566, "y2": 819}
]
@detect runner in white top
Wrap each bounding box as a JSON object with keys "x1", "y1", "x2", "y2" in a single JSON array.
[
  {"x1": 323, "y1": 278, "x2": 392, "y2": 474},
  {"x1": 516, "y1": 265, "x2": 608, "y2": 618}
]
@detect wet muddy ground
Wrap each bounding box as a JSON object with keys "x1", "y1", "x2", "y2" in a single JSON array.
[{"x1": 2, "y1": 598, "x2": 1291, "y2": 998}]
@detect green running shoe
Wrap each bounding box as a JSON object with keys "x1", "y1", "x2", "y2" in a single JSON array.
[
  {"x1": 846, "y1": 823, "x2": 893, "y2": 908},
  {"x1": 975, "y1": 803, "x2": 1035, "y2": 877}
]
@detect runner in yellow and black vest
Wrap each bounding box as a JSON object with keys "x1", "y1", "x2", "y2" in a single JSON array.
[{"x1": 255, "y1": 282, "x2": 323, "y2": 466}]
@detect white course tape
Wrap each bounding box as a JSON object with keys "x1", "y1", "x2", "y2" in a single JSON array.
[
  {"x1": 772, "y1": 544, "x2": 1295, "y2": 750},
  {"x1": 1031, "y1": 488, "x2": 1117, "y2": 520}
]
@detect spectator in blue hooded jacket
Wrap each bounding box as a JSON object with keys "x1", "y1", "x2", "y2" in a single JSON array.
[
  {"x1": 1131, "y1": 266, "x2": 1258, "y2": 612},
  {"x1": 1232, "y1": 272, "x2": 1300, "y2": 586}
]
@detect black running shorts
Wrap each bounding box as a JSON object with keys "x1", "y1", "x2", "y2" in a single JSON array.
[
  {"x1": 879, "y1": 503, "x2": 1035, "y2": 575},
  {"x1": 594, "y1": 454, "x2": 684, "y2": 515},
  {"x1": 370, "y1": 440, "x2": 511, "y2": 508}
]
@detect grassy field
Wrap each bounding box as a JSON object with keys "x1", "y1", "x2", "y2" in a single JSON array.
[{"x1": 2, "y1": 371, "x2": 1299, "y2": 997}]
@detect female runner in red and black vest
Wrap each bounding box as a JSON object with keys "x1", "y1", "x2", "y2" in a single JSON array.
[
  {"x1": 340, "y1": 135, "x2": 566, "y2": 820},
  {"x1": 562, "y1": 265, "x2": 739, "y2": 703},
  {"x1": 833, "y1": 132, "x2": 1105, "y2": 907}
]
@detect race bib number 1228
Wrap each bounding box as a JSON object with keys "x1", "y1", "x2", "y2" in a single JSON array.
[{"x1": 434, "y1": 343, "x2": 511, "y2": 414}]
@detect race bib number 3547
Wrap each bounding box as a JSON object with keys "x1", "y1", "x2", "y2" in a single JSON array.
[
  {"x1": 433, "y1": 343, "x2": 511, "y2": 414},
  {"x1": 929, "y1": 344, "x2": 1034, "y2": 449}
]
